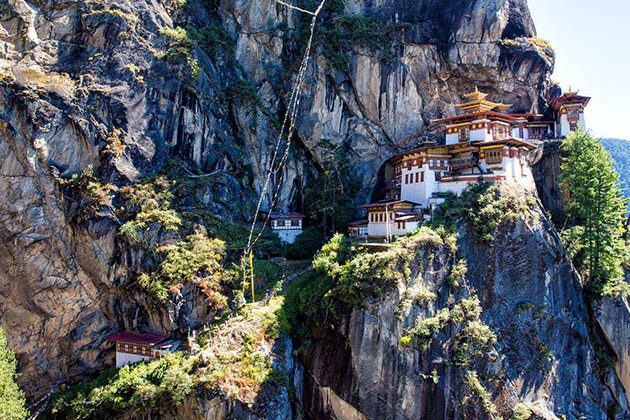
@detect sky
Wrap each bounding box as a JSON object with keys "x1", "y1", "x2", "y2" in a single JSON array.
[{"x1": 528, "y1": 0, "x2": 630, "y2": 139}]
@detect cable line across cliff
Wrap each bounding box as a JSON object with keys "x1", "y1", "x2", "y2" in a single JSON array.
[{"x1": 242, "y1": 0, "x2": 328, "y2": 294}]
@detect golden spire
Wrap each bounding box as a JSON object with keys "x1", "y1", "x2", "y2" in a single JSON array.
[
  {"x1": 566, "y1": 86, "x2": 579, "y2": 95},
  {"x1": 494, "y1": 102, "x2": 513, "y2": 113},
  {"x1": 457, "y1": 87, "x2": 503, "y2": 113},
  {"x1": 463, "y1": 86, "x2": 488, "y2": 101}
]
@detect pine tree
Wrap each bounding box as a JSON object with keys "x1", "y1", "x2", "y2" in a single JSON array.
[
  {"x1": 561, "y1": 129, "x2": 628, "y2": 295},
  {"x1": 0, "y1": 328, "x2": 27, "y2": 420}
]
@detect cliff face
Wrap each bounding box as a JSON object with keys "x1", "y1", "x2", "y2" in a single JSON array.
[
  {"x1": 299, "y1": 191, "x2": 628, "y2": 418},
  {"x1": 0, "y1": 0, "x2": 557, "y2": 402}
]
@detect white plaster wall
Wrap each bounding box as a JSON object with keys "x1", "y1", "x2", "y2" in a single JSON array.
[
  {"x1": 276, "y1": 229, "x2": 302, "y2": 244},
  {"x1": 368, "y1": 222, "x2": 390, "y2": 238},
  {"x1": 401, "y1": 164, "x2": 441, "y2": 208},
  {"x1": 425, "y1": 168, "x2": 439, "y2": 207},
  {"x1": 579, "y1": 112, "x2": 586, "y2": 130},
  {"x1": 469, "y1": 128, "x2": 486, "y2": 142},
  {"x1": 401, "y1": 166, "x2": 424, "y2": 205},
  {"x1": 116, "y1": 352, "x2": 151, "y2": 368},
  {"x1": 446, "y1": 133, "x2": 459, "y2": 145},
  {"x1": 438, "y1": 180, "x2": 471, "y2": 196},
  {"x1": 559, "y1": 114, "x2": 570, "y2": 137}
]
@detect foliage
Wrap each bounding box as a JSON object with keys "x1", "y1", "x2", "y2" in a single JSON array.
[
  {"x1": 102, "y1": 128, "x2": 127, "y2": 157},
  {"x1": 407, "y1": 296, "x2": 496, "y2": 366},
  {"x1": 187, "y1": 22, "x2": 235, "y2": 58},
  {"x1": 193, "y1": 297, "x2": 288, "y2": 402},
  {"x1": 560, "y1": 129, "x2": 628, "y2": 296},
  {"x1": 294, "y1": 8, "x2": 398, "y2": 71},
  {"x1": 395, "y1": 285, "x2": 437, "y2": 319},
  {"x1": 228, "y1": 79, "x2": 261, "y2": 105},
  {"x1": 50, "y1": 297, "x2": 289, "y2": 417},
  {"x1": 510, "y1": 403, "x2": 533, "y2": 420},
  {"x1": 124, "y1": 64, "x2": 144, "y2": 84},
  {"x1": 87, "y1": 7, "x2": 139, "y2": 24},
  {"x1": 448, "y1": 259, "x2": 468, "y2": 288},
  {"x1": 159, "y1": 27, "x2": 200, "y2": 80},
  {"x1": 303, "y1": 145, "x2": 359, "y2": 236},
  {"x1": 286, "y1": 226, "x2": 327, "y2": 259},
  {"x1": 498, "y1": 36, "x2": 554, "y2": 63},
  {"x1": 399, "y1": 335, "x2": 413, "y2": 348},
  {"x1": 433, "y1": 182, "x2": 536, "y2": 243},
  {"x1": 601, "y1": 138, "x2": 630, "y2": 201},
  {"x1": 0, "y1": 328, "x2": 27, "y2": 420},
  {"x1": 283, "y1": 271, "x2": 336, "y2": 342},
  {"x1": 309, "y1": 229, "x2": 446, "y2": 307},
  {"x1": 59, "y1": 167, "x2": 115, "y2": 217},
  {"x1": 119, "y1": 178, "x2": 182, "y2": 244},
  {"x1": 49, "y1": 353, "x2": 193, "y2": 419},
  {"x1": 140, "y1": 227, "x2": 228, "y2": 309},
  {"x1": 462, "y1": 370, "x2": 498, "y2": 419}
]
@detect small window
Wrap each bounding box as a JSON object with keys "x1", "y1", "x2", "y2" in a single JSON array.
[
  {"x1": 415, "y1": 172, "x2": 419, "y2": 183},
  {"x1": 421, "y1": 172, "x2": 425, "y2": 182}
]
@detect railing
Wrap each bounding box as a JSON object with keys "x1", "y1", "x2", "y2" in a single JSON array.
[{"x1": 450, "y1": 158, "x2": 478, "y2": 171}]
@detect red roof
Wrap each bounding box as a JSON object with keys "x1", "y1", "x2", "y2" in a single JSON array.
[
  {"x1": 269, "y1": 213, "x2": 305, "y2": 219},
  {"x1": 361, "y1": 200, "x2": 418, "y2": 209},
  {"x1": 349, "y1": 219, "x2": 368, "y2": 227},
  {"x1": 432, "y1": 111, "x2": 517, "y2": 125},
  {"x1": 473, "y1": 138, "x2": 536, "y2": 149},
  {"x1": 108, "y1": 331, "x2": 168, "y2": 346},
  {"x1": 550, "y1": 93, "x2": 591, "y2": 111}
]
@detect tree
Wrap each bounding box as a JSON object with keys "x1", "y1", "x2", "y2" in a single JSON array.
[
  {"x1": 0, "y1": 328, "x2": 27, "y2": 420},
  {"x1": 561, "y1": 129, "x2": 628, "y2": 295},
  {"x1": 304, "y1": 142, "x2": 358, "y2": 237}
]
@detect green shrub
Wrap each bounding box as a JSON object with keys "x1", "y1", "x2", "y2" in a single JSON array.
[
  {"x1": 462, "y1": 370, "x2": 498, "y2": 418},
  {"x1": 59, "y1": 167, "x2": 115, "y2": 217},
  {"x1": 140, "y1": 227, "x2": 228, "y2": 308},
  {"x1": 283, "y1": 271, "x2": 336, "y2": 342},
  {"x1": 510, "y1": 403, "x2": 533, "y2": 420},
  {"x1": 286, "y1": 226, "x2": 327, "y2": 259},
  {"x1": 406, "y1": 296, "x2": 496, "y2": 365},
  {"x1": 448, "y1": 259, "x2": 468, "y2": 288},
  {"x1": 433, "y1": 183, "x2": 535, "y2": 243},
  {"x1": 187, "y1": 22, "x2": 234, "y2": 57},
  {"x1": 118, "y1": 178, "x2": 182, "y2": 244},
  {"x1": 228, "y1": 80, "x2": 261, "y2": 105},
  {"x1": 49, "y1": 354, "x2": 193, "y2": 418},
  {"x1": 399, "y1": 335, "x2": 413, "y2": 348},
  {"x1": 0, "y1": 328, "x2": 27, "y2": 420}
]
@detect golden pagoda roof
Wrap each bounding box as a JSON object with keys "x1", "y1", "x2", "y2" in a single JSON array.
[
  {"x1": 494, "y1": 103, "x2": 513, "y2": 113},
  {"x1": 463, "y1": 86, "x2": 488, "y2": 101},
  {"x1": 456, "y1": 87, "x2": 506, "y2": 114}
]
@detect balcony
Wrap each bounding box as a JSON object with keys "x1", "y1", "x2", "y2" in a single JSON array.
[{"x1": 449, "y1": 157, "x2": 478, "y2": 171}]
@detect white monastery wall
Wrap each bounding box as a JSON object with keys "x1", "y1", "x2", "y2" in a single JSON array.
[{"x1": 116, "y1": 352, "x2": 151, "y2": 368}]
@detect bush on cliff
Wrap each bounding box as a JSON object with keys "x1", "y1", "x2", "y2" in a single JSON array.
[
  {"x1": 139, "y1": 226, "x2": 228, "y2": 309},
  {"x1": 0, "y1": 328, "x2": 27, "y2": 420},
  {"x1": 432, "y1": 182, "x2": 536, "y2": 242}
]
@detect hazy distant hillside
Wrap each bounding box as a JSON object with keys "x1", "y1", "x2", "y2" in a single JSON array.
[{"x1": 601, "y1": 138, "x2": 630, "y2": 198}]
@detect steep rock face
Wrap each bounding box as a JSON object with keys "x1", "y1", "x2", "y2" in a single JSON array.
[
  {"x1": 0, "y1": 0, "x2": 553, "y2": 397},
  {"x1": 595, "y1": 288, "x2": 630, "y2": 402},
  {"x1": 532, "y1": 141, "x2": 565, "y2": 221},
  {"x1": 300, "y1": 199, "x2": 628, "y2": 418}
]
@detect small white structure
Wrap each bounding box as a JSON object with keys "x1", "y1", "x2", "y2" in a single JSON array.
[
  {"x1": 361, "y1": 200, "x2": 421, "y2": 241},
  {"x1": 109, "y1": 331, "x2": 180, "y2": 368},
  {"x1": 348, "y1": 219, "x2": 369, "y2": 239},
  {"x1": 550, "y1": 91, "x2": 590, "y2": 138},
  {"x1": 270, "y1": 213, "x2": 304, "y2": 244}
]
